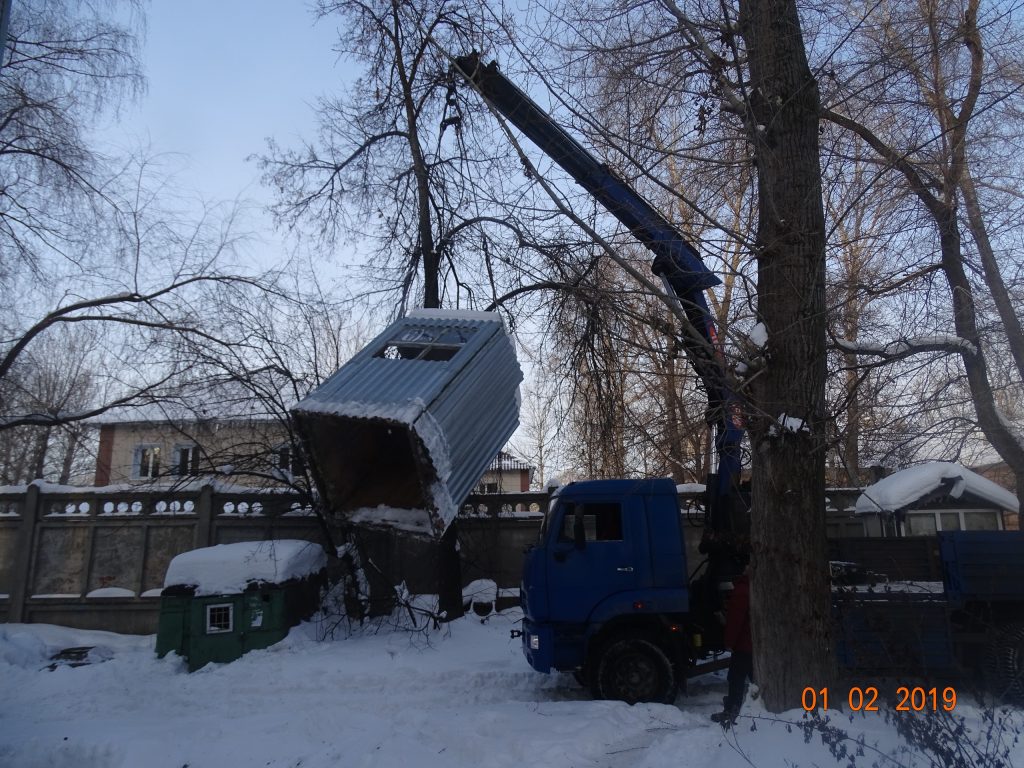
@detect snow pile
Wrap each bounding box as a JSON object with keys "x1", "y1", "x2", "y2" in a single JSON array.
[
  {"x1": 0, "y1": 623, "x2": 147, "y2": 669},
  {"x1": 462, "y1": 579, "x2": 498, "y2": 615},
  {"x1": 0, "y1": 627, "x2": 49, "y2": 668},
  {"x1": 349, "y1": 504, "x2": 435, "y2": 533},
  {"x1": 855, "y1": 461, "x2": 1019, "y2": 514},
  {"x1": 163, "y1": 539, "x2": 327, "y2": 595},
  {"x1": 676, "y1": 483, "x2": 706, "y2": 494},
  {"x1": 768, "y1": 413, "x2": 810, "y2": 436},
  {"x1": 86, "y1": 588, "x2": 136, "y2": 598},
  {"x1": 1, "y1": 614, "x2": 1021, "y2": 768}
]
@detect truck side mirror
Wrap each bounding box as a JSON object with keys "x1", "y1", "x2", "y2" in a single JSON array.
[{"x1": 573, "y1": 511, "x2": 586, "y2": 549}]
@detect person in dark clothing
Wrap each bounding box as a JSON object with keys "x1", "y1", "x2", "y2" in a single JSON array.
[{"x1": 711, "y1": 564, "x2": 753, "y2": 726}]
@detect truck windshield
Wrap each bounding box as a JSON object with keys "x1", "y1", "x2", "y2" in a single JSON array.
[{"x1": 538, "y1": 496, "x2": 559, "y2": 544}]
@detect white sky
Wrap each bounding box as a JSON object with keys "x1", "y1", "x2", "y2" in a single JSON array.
[{"x1": 95, "y1": 0, "x2": 356, "y2": 266}]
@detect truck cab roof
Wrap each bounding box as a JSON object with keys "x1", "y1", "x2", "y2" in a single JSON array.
[{"x1": 553, "y1": 477, "x2": 679, "y2": 499}]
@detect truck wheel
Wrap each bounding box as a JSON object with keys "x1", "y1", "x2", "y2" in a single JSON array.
[
  {"x1": 986, "y1": 622, "x2": 1024, "y2": 702},
  {"x1": 596, "y1": 638, "x2": 676, "y2": 705}
]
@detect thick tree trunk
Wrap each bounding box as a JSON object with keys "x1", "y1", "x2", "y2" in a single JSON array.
[
  {"x1": 933, "y1": 207, "x2": 1024, "y2": 505},
  {"x1": 738, "y1": 0, "x2": 835, "y2": 712},
  {"x1": 30, "y1": 427, "x2": 50, "y2": 480},
  {"x1": 841, "y1": 280, "x2": 862, "y2": 482},
  {"x1": 435, "y1": 523, "x2": 464, "y2": 621},
  {"x1": 58, "y1": 428, "x2": 80, "y2": 485},
  {"x1": 388, "y1": 0, "x2": 455, "y2": 608},
  {"x1": 959, "y1": 166, "x2": 1024, "y2": 381},
  {"x1": 958, "y1": 175, "x2": 1024, "y2": 512}
]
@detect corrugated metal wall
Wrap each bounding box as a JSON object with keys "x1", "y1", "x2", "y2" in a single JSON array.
[{"x1": 293, "y1": 310, "x2": 522, "y2": 537}]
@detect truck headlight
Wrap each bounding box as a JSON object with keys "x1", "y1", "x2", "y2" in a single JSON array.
[{"x1": 529, "y1": 634, "x2": 540, "y2": 650}]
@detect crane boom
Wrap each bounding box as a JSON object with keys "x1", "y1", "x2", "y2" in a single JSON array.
[{"x1": 452, "y1": 53, "x2": 744, "y2": 530}]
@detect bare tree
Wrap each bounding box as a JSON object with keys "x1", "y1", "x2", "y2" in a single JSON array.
[
  {"x1": 545, "y1": 246, "x2": 718, "y2": 482},
  {"x1": 259, "y1": 0, "x2": 596, "y2": 619},
  {"x1": 729, "y1": 0, "x2": 835, "y2": 713},
  {"x1": 511, "y1": 368, "x2": 564, "y2": 488},
  {"x1": 0, "y1": 0, "x2": 144, "y2": 280},
  {"x1": 823, "y1": 0, "x2": 1024, "y2": 496},
  {"x1": 0, "y1": 325, "x2": 100, "y2": 484},
  {"x1": 506, "y1": 0, "x2": 833, "y2": 710},
  {"x1": 0, "y1": 3, "x2": 290, "y2": 479},
  {"x1": 259, "y1": 0, "x2": 565, "y2": 315},
  {"x1": 0, "y1": 181, "x2": 268, "y2": 432}
]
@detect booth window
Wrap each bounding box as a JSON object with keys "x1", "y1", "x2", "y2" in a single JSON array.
[
  {"x1": 206, "y1": 604, "x2": 233, "y2": 634},
  {"x1": 375, "y1": 326, "x2": 476, "y2": 362}
]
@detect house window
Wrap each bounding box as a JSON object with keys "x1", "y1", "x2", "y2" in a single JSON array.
[
  {"x1": 134, "y1": 445, "x2": 161, "y2": 479},
  {"x1": 171, "y1": 445, "x2": 200, "y2": 476},
  {"x1": 939, "y1": 512, "x2": 962, "y2": 531},
  {"x1": 273, "y1": 445, "x2": 305, "y2": 477},
  {"x1": 478, "y1": 481, "x2": 499, "y2": 494},
  {"x1": 903, "y1": 509, "x2": 1002, "y2": 535},
  {"x1": 206, "y1": 603, "x2": 233, "y2": 634},
  {"x1": 905, "y1": 514, "x2": 937, "y2": 536},
  {"x1": 963, "y1": 511, "x2": 1000, "y2": 531}
]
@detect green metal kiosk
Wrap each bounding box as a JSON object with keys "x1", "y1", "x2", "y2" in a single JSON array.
[{"x1": 156, "y1": 540, "x2": 327, "y2": 671}]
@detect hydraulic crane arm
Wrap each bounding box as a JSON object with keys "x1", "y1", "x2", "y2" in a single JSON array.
[{"x1": 452, "y1": 53, "x2": 744, "y2": 530}]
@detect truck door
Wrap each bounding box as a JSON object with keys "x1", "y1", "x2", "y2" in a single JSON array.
[{"x1": 546, "y1": 497, "x2": 645, "y2": 624}]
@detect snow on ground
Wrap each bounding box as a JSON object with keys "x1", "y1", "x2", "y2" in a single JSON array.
[{"x1": 0, "y1": 612, "x2": 1021, "y2": 768}]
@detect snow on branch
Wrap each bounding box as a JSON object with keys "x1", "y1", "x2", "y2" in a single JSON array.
[
  {"x1": 769, "y1": 413, "x2": 811, "y2": 437},
  {"x1": 834, "y1": 334, "x2": 978, "y2": 360}
]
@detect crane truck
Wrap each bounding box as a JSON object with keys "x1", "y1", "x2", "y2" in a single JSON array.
[
  {"x1": 449, "y1": 53, "x2": 1024, "y2": 706},
  {"x1": 450, "y1": 53, "x2": 750, "y2": 704}
]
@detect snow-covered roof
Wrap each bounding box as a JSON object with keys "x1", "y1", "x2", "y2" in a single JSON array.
[
  {"x1": 487, "y1": 451, "x2": 532, "y2": 473},
  {"x1": 90, "y1": 378, "x2": 299, "y2": 426},
  {"x1": 163, "y1": 540, "x2": 327, "y2": 595},
  {"x1": 0, "y1": 478, "x2": 304, "y2": 496},
  {"x1": 855, "y1": 461, "x2": 1019, "y2": 515}
]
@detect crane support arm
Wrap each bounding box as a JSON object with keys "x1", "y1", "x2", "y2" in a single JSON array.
[{"x1": 452, "y1": 53, "x2": 744, "y2": 530}]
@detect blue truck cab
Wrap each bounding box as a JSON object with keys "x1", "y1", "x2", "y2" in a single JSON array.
[
  {"x1": 523, "y1": 485, "x2": 1024, "y2": 704},
  {"x1": 519, "y1": 478, "x2": 720, "y2": 703}
]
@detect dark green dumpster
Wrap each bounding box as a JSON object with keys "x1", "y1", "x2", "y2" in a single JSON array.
[{"x1": 155, "y1": 540, "x2": 327, "y2": 671}]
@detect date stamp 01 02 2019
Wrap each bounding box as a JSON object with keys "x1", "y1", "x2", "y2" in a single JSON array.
[{"x1": 801, "y1": 686, "x2": 958, "y2": 713}]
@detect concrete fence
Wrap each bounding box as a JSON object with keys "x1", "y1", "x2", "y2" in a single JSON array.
[
  {"x1": 0, "y1": 482, "x2": 549, "y2": 634},
  {"x1": 1, "y1": 482, "x2": 940, "y2": 636}
]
